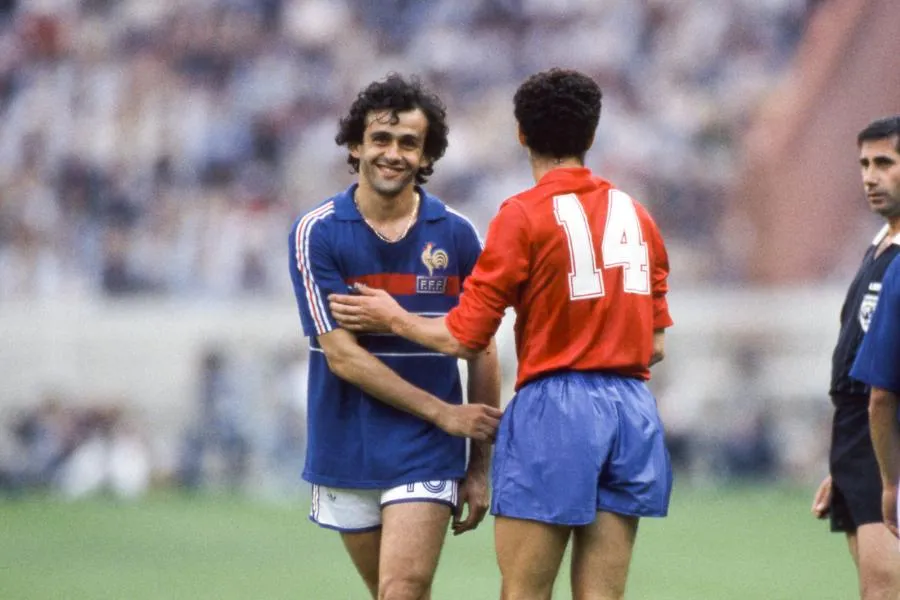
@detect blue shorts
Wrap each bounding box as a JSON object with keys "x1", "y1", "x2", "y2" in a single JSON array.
[{"x1": 491, "y1": 371, "x2": 673, "y2": 525}]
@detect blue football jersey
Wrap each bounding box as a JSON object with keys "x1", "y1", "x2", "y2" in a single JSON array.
[
  {"x1": 288, "y1": 184, "x2": 483, "y2": 488},
  {"x1": 852, "y1": 255, "x2": 900, "y2": 395}
]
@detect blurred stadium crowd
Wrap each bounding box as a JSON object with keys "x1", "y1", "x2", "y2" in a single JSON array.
[
  {"x1": 1, "y1": 344, "x2": 309, "y2": 499},
  {"x1": 0, "y1": 0, "x2": 821, "y2": 498},
  {"x1": 0, "y1": 0, "x2": 815, "y2": 302}
]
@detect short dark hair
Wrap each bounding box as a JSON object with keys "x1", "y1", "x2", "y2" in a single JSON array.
[
  {"x1": 857, "y1": 116, "x2": 900, "y2": 152},
  {"x1": 513, "y1": 68, "x2": 602, "y2": 161},
  {"x1": 335, "y1": 73, "x2": 449, "y2": 184}
]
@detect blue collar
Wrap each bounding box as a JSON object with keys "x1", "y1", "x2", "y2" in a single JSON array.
[{"x1": 332, "y1": 184, "x2": 447, "y2": 222}]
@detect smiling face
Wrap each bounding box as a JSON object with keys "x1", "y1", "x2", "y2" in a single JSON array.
[
  {"x1": 859, "y1": 135, "x2": 900, "y2": 222},
  {"x1": 350, "y1": 109, "x2": 430, "y2": 200}
]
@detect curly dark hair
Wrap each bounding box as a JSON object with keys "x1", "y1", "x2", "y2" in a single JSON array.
[
  {"x1": 858, "y1": 115, "x2": 900, "y2": 153},
  {"x1": 335, "y1": 73, "x2": 449, "y2": 185},
  {"x1": 513, "y1": 68, "x2": 602, "y2": 161}
]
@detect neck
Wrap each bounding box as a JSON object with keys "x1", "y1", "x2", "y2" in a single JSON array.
[
  {"x1": 529, "y1": 154, "x2": 583, "y2": 183},
  {"x1": 355, "y1": 183, "x2": 418, "y2": 223}
]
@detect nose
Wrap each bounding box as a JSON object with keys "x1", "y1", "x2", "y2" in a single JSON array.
[
  {"x1": 863, "y1": 167, "x2": 878, "y2": 188},
  {"x1": 384, "y1": 142, "x2": 403, "y2": 163},
  {"x1": 383, "y1": 142, "x2": 401, "y2": 161}
]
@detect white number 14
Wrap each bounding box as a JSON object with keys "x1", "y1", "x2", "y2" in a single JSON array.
[{"x1": 553, "y1": 191, "x2": 650, "y2": 300}]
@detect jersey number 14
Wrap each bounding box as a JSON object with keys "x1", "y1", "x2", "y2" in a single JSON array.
[{"x1": 553, "y1": 191, "x2": 650, "y2": 300}]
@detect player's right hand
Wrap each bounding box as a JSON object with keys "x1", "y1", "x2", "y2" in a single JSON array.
[
  {"x1": 811, "y1": 475, "x2": 832, "y2": 519},
  {"x1": 439, "y1": 404, "x2": 502, "y2": 441}
]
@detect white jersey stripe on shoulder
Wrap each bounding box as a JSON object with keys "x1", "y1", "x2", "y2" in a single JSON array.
[
  {"x1": 303, "y1": 206, "x2": 335, "y2": 333},
  {"x1": 295, "y1": 203, "x2": 334, "y2": 335},
  {"x1": 293, "y1": 214, "x2": 323, "y2": 332},
  {"x1": 446, "y1": 207, "x2": 484, "y2": 248},
  {"x1": 295, "y1": 203, "x2": 332, "y2": 334}
]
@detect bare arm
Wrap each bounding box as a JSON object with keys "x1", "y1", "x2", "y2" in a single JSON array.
[
  {"x1": 391, "y1": 313, "x2": 479, "y2": 360},
  {"x1": 649, "y1": 328, "x2": 666, "y2": 367},
  {"x1": 329, "y1": 286, "x2": 481, "y2": 359},
  {"x1": 317, "y1": 328, "x2": 500, "y2": 440},
  {"x1": 869, "y1": 387, "x2": 900, "y2": 489},
  {"x1": 869, "y1": 387, "x2": 900, "y2": 536},
  {"x1": 454, "y1": 339, "x2": 502, "y2": 535}
]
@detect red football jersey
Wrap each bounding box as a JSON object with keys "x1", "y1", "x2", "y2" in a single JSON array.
[{"x1": 446, "y1": 167, "x2": 673, "y2": 389}]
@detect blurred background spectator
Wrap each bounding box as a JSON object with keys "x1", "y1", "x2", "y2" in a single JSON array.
[{"x1": 176, "y1": 348, "x2": 250, "y2": 492}]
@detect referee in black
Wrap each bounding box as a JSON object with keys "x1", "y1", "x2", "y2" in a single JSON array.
[{"x1": 812, "y1": 115, "x2": 900, "y2": 599}]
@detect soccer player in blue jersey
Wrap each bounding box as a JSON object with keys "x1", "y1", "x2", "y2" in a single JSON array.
[
  {"x1": 849, "y1": 117, "x2": 900, "y2": 550},
  {"x1": 288, "y1": 74, "x2": 502, "y2": 600}
]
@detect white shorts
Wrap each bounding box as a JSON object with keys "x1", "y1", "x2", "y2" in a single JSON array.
[{"x1": 310, "y1": 480, "x2": 459, "y2": 532}]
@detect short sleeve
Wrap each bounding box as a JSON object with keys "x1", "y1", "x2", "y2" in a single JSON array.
[
  {"x1": 288, "y1": 213, "x2": 344, "y2": 337},
  {"x1": 446, "y1": 200, "x2": 529, "y2": 350},
  {"x1": 637, "y1": 205, "x2": 674, "y2": 330},
  {"x1": 851, "y1": 258, "x2": 900, "y2": 394},
  {"x1": 650, "y1": 229, "x2": 674, "y2": 330}
]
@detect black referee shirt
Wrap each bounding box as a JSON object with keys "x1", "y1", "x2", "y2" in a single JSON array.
[{"x1": 830, "y1": 226, "x2": 900, "y2": 397}]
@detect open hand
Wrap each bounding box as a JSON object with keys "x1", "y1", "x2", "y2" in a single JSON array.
[{"x1": 329, "y1": 284, "x2": 402, "y2": 333}]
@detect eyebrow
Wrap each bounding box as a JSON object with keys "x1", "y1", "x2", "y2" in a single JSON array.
[
  {"x1": 860, "y1": 155, "x2": 896, "y2": 165},
  {"x1": 368, "y1": 130, "x2": 423, "y2": 143}
]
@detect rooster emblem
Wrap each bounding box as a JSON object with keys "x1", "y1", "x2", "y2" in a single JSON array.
[{"x1": 421, "y1": 242, "x2": 449, "y2": 276}]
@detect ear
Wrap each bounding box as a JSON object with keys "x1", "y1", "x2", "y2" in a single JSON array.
[
  {"x1": 517, "y1": 126, "x2": 527, "y2": 148},
  {"x1": 349, "y1": 143, "x2": 361, "y2": 159},
  {"x1": 420, "y1": 155, "x2": 432, "y2": 169}
]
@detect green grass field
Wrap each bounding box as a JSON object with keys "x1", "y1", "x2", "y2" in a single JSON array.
[{"x1": 0, "y1": 484, "x2": 856, "y2": 599}]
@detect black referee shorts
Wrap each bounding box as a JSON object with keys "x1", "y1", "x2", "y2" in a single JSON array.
[{"x1": 829, "y1": 394, "x2": 883, "y2": 533}]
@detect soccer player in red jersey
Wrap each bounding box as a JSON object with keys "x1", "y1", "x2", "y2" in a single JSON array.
[{"x1": 330, "y1": 68, "x2": 674, "y2": 599}]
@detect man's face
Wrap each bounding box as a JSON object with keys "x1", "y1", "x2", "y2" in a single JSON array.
[
  {"x1": 351, "y1": 109, "x2": 429, "y2": 198},
  {"x1": 860, "y1": 136, "x2": 900, "y2": 220}
]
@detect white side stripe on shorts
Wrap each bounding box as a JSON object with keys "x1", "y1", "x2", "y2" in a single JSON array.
[{"x1": 311, "y1": 484, "x2": 320, "y2": 521}]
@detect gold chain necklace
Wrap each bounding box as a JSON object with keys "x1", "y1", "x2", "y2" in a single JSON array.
[{"x1": 355, "y1": 193, "x2": 420, "y2": 243}]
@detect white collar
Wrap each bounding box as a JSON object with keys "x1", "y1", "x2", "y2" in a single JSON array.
[{"x1": 871, "y1": 224, "x2": 900, "y2": 246}]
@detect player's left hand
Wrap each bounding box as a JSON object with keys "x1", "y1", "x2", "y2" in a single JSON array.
[
  {"x1": 452, "y1": 471, "x2": 489, "y2": 536},
  {"x1": 329, "y1": 284, "x2": 402, "y2": 332}
]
